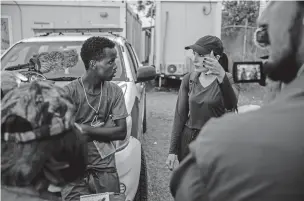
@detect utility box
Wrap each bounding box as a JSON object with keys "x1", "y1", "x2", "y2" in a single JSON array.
[{"x1": 151, "y1": 0, "x2": 222, "y2": 83}]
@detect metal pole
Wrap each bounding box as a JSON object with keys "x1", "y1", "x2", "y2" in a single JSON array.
[
  {"x1": 159, "y1": 75, "x2": 162, "y2": 88},
  {"x1": 13, "y1": 1, "x2": 24, "y2": 39},
  {"x1": 242, "y1": 19, "x2": 248, "y2": 61}
]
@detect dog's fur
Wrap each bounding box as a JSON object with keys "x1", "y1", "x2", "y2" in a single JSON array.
[
  {"x1": 257, "y1": 1, "x2": 304, "y2": 83},
  {"x1": 1, "y1": 81, "x2": 87, "y2": 190},
  {"x1": 1, "y1": 115, "x2": 87, "y2": 188}
]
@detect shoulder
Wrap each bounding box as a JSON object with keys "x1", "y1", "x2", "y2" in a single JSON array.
[
  {"x1": 183, "y1": 72, "x2": 191, "y2": 80},
  {"x1": 181, "y1": 72, "x2": 196, "y2": 86},
  {"x1": 63, "y1": 79, "x2": 81, "y2": 98},
  {"x1": 180, "y1": 73, "x2": 191, "y2": 84},
  {"x1": 189, "y1": 109, "x2": 265, "y2": 161},
  {"x1": 64, "y1": 79, "x2": 80, "y2": 92},
  {"x1": 105, "y1": 81, "x2": 124, "y2": 96},
  {"x1": 106, "y1": 81, "x2": 122, "y2": 91},
  {"x1": 198, "y1": 108, "x2": 266, "y2": 138}
]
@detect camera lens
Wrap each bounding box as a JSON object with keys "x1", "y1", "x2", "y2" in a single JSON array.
[{"x1": 254, "y1": 27, "x2": 270, "y2": 48}]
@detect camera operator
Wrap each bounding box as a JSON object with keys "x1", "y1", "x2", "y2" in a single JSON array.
[{"x1": 170, "y1": 1, "x2": 304, "y2": 201}]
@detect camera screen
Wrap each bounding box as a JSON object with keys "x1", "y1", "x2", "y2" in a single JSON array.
[{"x1": 233, "y1": 62, "x2": 263, "y2": 83}]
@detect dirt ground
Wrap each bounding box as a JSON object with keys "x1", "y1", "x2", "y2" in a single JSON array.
[{"x1": 142, "y1": 83, "x2": 265, "y2": 201}]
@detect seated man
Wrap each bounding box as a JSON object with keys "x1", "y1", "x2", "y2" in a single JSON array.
[
  {"x1": 1, "y1": 80, "x2": 88, "y2": 201},
  {"x1": 62, "y1": 36, "x2": 128, "y2": 201}
]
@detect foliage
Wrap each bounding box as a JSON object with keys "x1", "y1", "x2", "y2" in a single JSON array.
[
  {"x1": 222, "y1": 0, "x2": 260, "y2": 27},
  {"x1": 136, "y1": 0, "x2": 155, "y2": 19},
  {"x1": 136, "y1": 0, "x2": 260, "y2": 26},
  {"x1": 222, "y1": 0, "x2": 260, "y2": 37}
]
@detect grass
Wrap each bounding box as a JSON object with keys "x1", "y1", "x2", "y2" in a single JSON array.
[{"x1": 238, "y1": 83, "x2": 266, "y2": 106}]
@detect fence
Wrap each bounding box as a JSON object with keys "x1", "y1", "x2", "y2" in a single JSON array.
[
  {"x1": 221, "y1": 24, "x2": 269, "y2": 94},
  {"x1": 221, "y1": 24, "x2": 268, "y2": 62}
]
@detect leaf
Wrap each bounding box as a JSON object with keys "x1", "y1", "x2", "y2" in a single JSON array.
[
  {"x1": 222, "y1": 0, "x2": 260, "y2": 36},
  {"x1": 135, "y1": 0, "x2": 155, "y2": 19}
]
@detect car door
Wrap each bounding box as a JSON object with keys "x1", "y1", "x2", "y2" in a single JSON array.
[
  {"x1": 125, "y1": 43, "x2": 144, "y2": 140},
  {"x1": 125, "y1": 43, "x2": 144, "y2": 105}
]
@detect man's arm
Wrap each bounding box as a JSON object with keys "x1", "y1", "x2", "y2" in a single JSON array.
[{"x1": 81, "y1": 118, "x2": 127, "y2": 141}]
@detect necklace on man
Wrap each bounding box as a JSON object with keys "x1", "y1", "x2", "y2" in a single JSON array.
[{"x1": 80, "y1": 77, "x2": 105, "y2": 127}]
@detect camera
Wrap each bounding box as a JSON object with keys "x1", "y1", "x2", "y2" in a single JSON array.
[
  {"x1": 233, "y1": 61, "x2": 266, "y2": 84},
  {"x1": 254, "y1": 26, "x2": 270, "y2": 49}
]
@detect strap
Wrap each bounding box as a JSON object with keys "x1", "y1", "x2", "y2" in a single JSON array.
[{"x1": 188, "y1": 72, "x2": 200, "y2": 93}]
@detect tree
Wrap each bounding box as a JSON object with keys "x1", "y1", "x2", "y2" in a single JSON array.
[
  {"x1": 222, "y1": 0, "x2": 260, "y2": 37},
  {"x1": 136, "y1": 0, "x2": 155, "y2": 19},
  {"x1": 222, "y1": 0, "x2": 260, "y2": 27},
  {"x1": 221, "y1": 1, "x2": 265, "y2": 62},
  {"x1": 136, "y1": 1, "x2": 259, "y2": 25},
  {"x1": 222, "y1": 0, "x2": 260, "y2": 32}
]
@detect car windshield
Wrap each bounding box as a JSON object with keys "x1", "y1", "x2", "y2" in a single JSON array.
[{"x1": 1, "y1": 41, "x2": 127, "y2": 81}]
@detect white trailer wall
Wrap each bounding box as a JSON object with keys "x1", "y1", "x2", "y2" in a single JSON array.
[
  {"x1": 154, "y1": 1, "x2": 222, "y2": 77},
  {"x1": 1, "y1": 1, "x2": 142, "y2": 59}
]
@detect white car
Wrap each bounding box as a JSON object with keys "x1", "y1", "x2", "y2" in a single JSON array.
[
  {"x1": 237, "y1": 104, "x2": 261, "y2": 113},
  {"x1": 1, "y1": 30, "x2": 156, "y2": 201}
]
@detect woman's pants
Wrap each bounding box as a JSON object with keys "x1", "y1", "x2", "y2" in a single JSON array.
[{"x1": 178, "y1": 126, "x2": 201, "y2": 162}]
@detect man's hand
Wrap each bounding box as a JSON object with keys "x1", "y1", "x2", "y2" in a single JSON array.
[
  {"x1": 74, "y1": 123, "x2": 90, "y2": 135},
  {"x1": 203, "y1": 51, "x2": 226, "y2": 83},
  {"x1": 74, "y1": 118, "x2": 127, "y2": 142},
  {"x1": 166, "y1": 154, "x2": 178, "y2": 171}
]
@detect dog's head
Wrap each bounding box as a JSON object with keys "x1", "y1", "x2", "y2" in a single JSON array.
[
  {"x1": 1, "y1": 81, "x2": 87, "y2": 188},
  {"x1": 255, "y1": 1, "x2": 304, "y2": 83}
]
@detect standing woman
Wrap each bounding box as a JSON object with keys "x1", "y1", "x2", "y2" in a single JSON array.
[{"x1": 166, "y1": 36, "x2": 238, "y2": 170}]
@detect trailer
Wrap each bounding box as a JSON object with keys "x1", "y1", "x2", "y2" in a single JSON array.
[
  {"x1": 151, "y1": 0, "x2": 222, "y2": 87},
  {"x1": 1, "y1": 0, "x2": 143, "y2": 61}
]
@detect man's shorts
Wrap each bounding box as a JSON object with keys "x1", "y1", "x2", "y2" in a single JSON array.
[{"x1": 61, "y1": 168, "x2": 120, "y2": 201}]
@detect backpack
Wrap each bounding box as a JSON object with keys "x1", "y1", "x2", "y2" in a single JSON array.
[{"x1": 187, "y1": 72, "x2": 238, "y2": 113}]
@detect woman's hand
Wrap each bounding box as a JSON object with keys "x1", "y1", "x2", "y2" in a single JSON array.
[
  {"x1": 166, "y1": 154, "x2": 178, "y2": 171},
  {"x1": 203, "y1": 51, "x2": 226, "y2": 83}
]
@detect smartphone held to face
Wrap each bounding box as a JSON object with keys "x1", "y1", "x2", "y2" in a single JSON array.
[{"x1": 233, "y1": 61, "x2": 265, "y2": 83}]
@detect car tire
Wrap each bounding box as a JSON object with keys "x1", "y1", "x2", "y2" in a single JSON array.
[
  {"x1": 143, "y1": 93, "x2": 147, "y2": 134},
  {"x1": 134, "y1": 146, "x2": 148, "y2": 201}
]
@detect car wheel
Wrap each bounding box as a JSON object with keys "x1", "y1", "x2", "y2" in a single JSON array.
[
  {"x1": 143, "y1": 93, "x2": 147, "y2": 134},
  {"x1": 134, "y1": 146, "x2": 148, "y2": 201}
]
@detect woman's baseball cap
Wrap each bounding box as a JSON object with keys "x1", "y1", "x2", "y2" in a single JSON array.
[{"x1": 185, "y1": 35, "x2": 224, "y2": 56}]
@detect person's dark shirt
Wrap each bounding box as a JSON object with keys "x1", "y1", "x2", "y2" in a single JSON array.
[
  {"x1": 169, "y1": 73, "x2": 238, "y2": 154},
  {"x1": 170, "y1": 74, "x2": 304, "y2": 201}
]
